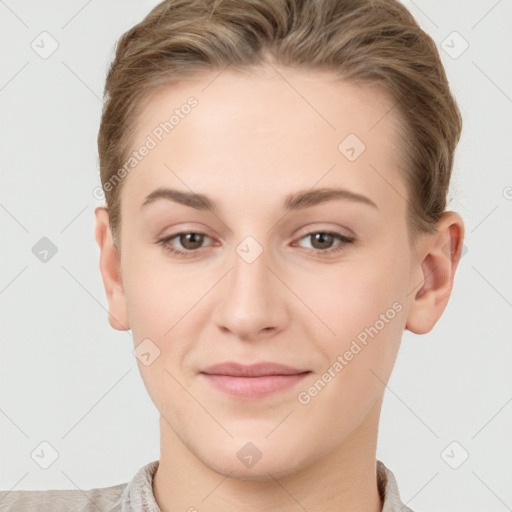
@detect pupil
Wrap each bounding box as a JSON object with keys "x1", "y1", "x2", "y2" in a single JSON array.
[
  {"x1": 181, "y1": 233, "x2": 203, "y2": 249},
  {"x1": 313, "y1": 233, "x2": 333, "y2": 249}
]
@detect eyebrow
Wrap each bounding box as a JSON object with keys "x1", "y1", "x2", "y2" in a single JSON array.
[{"x1": 141, "y1": 186, "x2": 378, "y2": 213}]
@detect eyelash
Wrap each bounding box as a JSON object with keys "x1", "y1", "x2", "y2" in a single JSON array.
[{"x1": 157, "y1": 230, "x2": 356, "y2": 258}]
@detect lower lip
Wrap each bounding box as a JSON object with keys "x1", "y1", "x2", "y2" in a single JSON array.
[{"x1": 200, "y1": 373, "x2": 310, "y2": 399}]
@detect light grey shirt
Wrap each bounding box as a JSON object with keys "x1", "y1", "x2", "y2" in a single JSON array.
[{"x1": 0, "y1": 459, "x2": 413, "y2": 511}]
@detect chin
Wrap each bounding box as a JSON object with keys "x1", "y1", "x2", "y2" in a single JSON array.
[
  {"x1": 205, "y1": 456, "x2": 304, "y2": 481},
  {"x1": 195, "y1": 435, "x2": 313, "y2": 481}
]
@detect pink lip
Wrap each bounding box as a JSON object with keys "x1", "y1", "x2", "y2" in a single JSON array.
[{"x1": 199, "y1": 362, "x2": 310, "y2": 399}]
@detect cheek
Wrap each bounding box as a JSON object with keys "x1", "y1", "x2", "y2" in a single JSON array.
[
  {"x1": 121, "y1": 248, "x2": 216, "y2": 385},
  {"x1": 122, "y1": 260, "x2": 193, "y2": 419},
  {"x1": 311, "y1": 251, "x2": 407, "y2": 336},
  {"x1": 292, "y1": 254, "x2": 408, "y2": 436},
  {"x1": 300, "y1": 239, "x2": 410, "y2": 382},
  {"x1": 122, "y1": 244, "x2": 197, "y2": 334}
]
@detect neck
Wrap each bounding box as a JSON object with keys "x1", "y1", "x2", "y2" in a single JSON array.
[{"x1": 153, "y1": 402, "x2": 383, "y2": 512}]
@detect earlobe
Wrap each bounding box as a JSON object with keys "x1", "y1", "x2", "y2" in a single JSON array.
[
  {"x1": 94, "y1": 206, "x2": 130, "y2": 331},
  {"x1": 405, "y1": 212, "x2": 465, "y2": 334}
]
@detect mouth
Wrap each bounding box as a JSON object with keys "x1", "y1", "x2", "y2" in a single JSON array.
[{"x1": 199, "y1": 362, "x2": 311, "y2": 399}]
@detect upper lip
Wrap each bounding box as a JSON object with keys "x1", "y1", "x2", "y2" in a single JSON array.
[{"x1": 200, "y1": 362, "x2": 310, "y2": 377}]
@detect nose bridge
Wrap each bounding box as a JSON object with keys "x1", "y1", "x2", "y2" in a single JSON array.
[
  {"x1": 235, "y1": 242, "x2": 269, "y2": 296},
  {"x1": 212, "y1": 234, "x2": 286, "y2": 337}
]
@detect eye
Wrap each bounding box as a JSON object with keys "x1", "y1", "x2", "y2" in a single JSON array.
[
  {"x1": 158, "y1": 232, "x2": 213, "y2": 257},
  {"x1": 293, "y1": 231, "x2": 355, "y2": 256},
  {"x1": 157, "y1": 230, "x2": 355, "y2": 258}
]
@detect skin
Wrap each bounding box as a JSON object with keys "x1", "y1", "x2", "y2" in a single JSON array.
[{"x1": 95, "y1": 64, "x2": 464, "y2": 512}]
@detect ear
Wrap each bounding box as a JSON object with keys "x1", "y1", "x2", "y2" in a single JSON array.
[
  {"x1": 94, "y1": 206, "x2": 130, "y2": 331},
  {"x1": 406, "y1": 211, "x2": 465, "y2": 334}
]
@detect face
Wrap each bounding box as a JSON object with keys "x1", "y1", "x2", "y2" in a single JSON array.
[{"x1": 110, "y1": 65, "x2": 418, "y2": 479}]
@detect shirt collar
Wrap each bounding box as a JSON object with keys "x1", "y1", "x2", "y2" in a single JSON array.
[
  {"x1": 377, "y1": 460, "x2": 414, "y2": 512},
  {"x1": 118, "y1": 459, "x2": 413, "y2": 512}
]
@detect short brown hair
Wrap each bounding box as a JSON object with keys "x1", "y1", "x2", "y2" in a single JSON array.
[{"x1": 98, "y1": 0, "x2": 462, "y2": 248}]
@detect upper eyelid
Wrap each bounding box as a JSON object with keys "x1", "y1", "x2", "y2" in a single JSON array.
[{"x1": 162, "y1": 221, "x2": 355, "y2": 239}]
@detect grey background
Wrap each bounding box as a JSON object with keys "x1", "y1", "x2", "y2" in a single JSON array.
[{"x1": 1, "y1": 1, "x2": 511, "y2": 510}]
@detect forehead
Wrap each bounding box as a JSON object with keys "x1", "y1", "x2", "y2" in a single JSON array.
[{"x1": 121, "y1": 65, "x2": 406, "y2": 215}]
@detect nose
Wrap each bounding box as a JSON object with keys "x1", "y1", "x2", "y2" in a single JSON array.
[{"x1": 211, "y1": 241, "x2": 289, "y2": 342}]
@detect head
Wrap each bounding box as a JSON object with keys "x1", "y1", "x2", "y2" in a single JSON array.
[{"x1": 95, "y1": 0, "x2": 464, "y2": 479}]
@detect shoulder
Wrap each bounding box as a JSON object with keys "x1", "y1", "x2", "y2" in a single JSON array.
[
  {"x1": 0, "y1": 460, "x2": 160, "y2": 512},
  {"x1": 0, "y1": 482, "x2": 127, "y2": 512}
]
